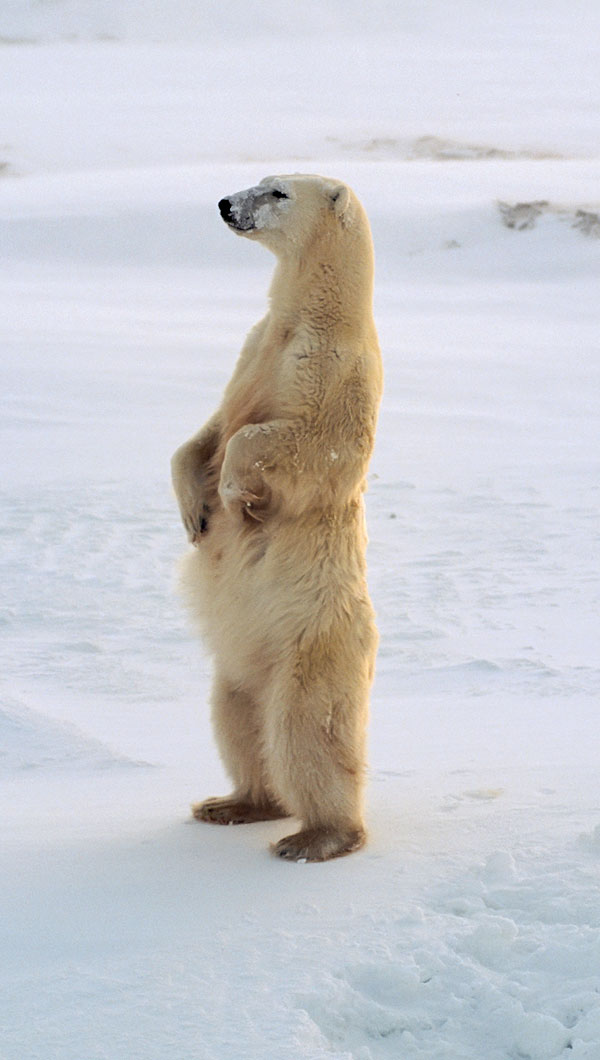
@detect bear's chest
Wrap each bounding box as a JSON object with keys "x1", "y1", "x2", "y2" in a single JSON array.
[{"x1": 221, "y1": 330, "x2": 299, "y2": 445}]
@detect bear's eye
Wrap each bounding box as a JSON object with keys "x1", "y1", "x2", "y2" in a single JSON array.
[{"x1": 271, "y1": 189, "x2": 288, "y2": 200}]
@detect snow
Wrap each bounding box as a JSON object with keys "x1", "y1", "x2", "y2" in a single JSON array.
[{"x1": 1, "y1": 2, "x2": 600, "y2": 1057}]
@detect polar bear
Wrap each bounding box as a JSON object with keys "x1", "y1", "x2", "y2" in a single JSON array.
[{"x1": 172, "y1": 174, "x2": 382, "y2": 861}]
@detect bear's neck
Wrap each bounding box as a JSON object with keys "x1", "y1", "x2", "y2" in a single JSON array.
[{"x1": 268, "y1": 232, "x2": 374, "y2": 338}]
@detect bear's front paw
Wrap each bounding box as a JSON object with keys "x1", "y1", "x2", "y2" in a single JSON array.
[{"x1": 180, "y1": 500, "x2": 211, "y2": 544}]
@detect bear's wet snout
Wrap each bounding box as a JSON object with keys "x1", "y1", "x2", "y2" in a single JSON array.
[{"x1": 218, "y1": 198, "x2": 233, "y2": 222}]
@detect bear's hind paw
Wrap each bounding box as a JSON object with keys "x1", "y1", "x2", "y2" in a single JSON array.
[
  {"x1": 192, "y1": 795, "x2": 288, "y2": 825},
  {"x1": 272, "y1": 826, "x2": 366, "y2": 862}
]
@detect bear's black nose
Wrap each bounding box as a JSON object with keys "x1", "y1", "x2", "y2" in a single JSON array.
[{"x1": 219, "y1": 198, "x2": 232, "y2": 222}]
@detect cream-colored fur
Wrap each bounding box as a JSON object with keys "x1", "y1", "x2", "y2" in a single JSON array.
[{"x1": 172, "y1": 174, "x2": 382, "y2": 861}]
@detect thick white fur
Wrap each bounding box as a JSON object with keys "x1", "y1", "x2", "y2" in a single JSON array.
[{"x1": 172, "y1": 174, "x2": 382, "y2": 861}]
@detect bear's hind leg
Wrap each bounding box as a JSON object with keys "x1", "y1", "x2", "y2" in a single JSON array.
[
  {"x1": 193, "y1": 674, "x2": 288, "y2": 826},
  {"x1": 265, "y1": 646, "x2": 371, "y2": 861}
]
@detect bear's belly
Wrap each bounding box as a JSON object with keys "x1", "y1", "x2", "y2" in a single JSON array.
[{"x1": 179, "y1": 506, "x2": 372, "y2": 689}]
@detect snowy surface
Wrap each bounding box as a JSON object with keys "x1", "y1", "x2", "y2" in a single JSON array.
[{"x1": 1, "y1": 3, "x2": 600, "y2": 1058}]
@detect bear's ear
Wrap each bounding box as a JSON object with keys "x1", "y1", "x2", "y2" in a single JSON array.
[{"x1": 329, "y1": 184, "x2": 351, "y2": 225}]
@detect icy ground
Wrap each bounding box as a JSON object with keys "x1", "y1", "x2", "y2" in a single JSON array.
[{"x1": 1, "y1": 3, "x2": 600, "y2": 1059}]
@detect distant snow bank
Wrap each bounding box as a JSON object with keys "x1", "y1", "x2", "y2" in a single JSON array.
[
  {"x1": 1, "y1": 0, "x2": 597, "y2": 42},
  {"x1": 0, "y1": 697, "x2": 148, "y2": 771},
  {"x1": 2, "y1": 0, "x2": 420, "y2": 42}
]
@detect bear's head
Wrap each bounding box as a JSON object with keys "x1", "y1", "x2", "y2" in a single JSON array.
[{"x1": 218, "y1": 174, "x2": 361, "y2": 258}]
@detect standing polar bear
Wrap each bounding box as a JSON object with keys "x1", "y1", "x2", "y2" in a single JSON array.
[{"x1": 172, "y1": 174, "x2": 382, "y2": 861}]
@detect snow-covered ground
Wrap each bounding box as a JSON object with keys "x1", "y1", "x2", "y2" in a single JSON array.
[{"x1": 1, "y1": 3, "x2": 599, "y2": 1058}]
